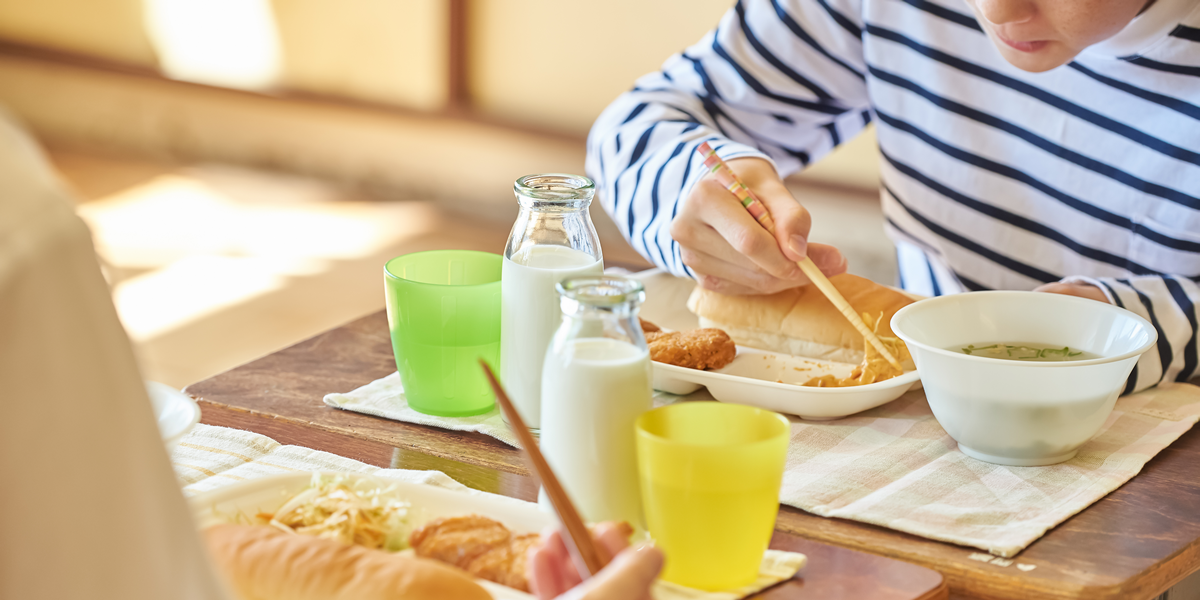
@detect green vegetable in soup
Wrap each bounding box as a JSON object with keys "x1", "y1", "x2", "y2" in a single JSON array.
[{"x1": 958, "y1": 343, "x2": 1097, "y2": 362}]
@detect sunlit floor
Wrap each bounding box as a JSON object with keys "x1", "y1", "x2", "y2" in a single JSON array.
[{"x1": 53, "y1": 148, "x2": 518, "y2": 388}]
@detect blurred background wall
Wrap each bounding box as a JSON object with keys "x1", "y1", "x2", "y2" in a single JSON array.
[
  {"x1": 0, "y1": 0, "x2": 887, "y2": 386},
  {"x1": 0, "y1": 0, "x2": 879, "y2": 193},
  {"x1": 0, "y1": 0, "x2": 157, "y2": 65}
]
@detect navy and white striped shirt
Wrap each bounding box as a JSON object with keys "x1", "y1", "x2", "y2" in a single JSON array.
[{"x1": 586, "y1": 0, "x2": 1200, "y2": 393}]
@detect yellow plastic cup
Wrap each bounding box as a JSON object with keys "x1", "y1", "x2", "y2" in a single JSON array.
[{"x1": 635, "y1": 402, "x2": 789, "y2": 591}]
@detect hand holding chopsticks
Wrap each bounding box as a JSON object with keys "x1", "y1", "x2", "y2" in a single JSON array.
[
  {"x1": 695, "y1": 142, "x2": 904, "y2": 371},
  {"x1": 479, "y1": 361, "x2": 611, "y2": 579}
]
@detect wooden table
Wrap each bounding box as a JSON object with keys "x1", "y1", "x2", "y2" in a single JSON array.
[{"x1": 186, "y1": 311, "x2": 1200, "y2": 600}]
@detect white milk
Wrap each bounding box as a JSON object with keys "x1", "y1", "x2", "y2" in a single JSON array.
[
  {"x1": 500, "y1": 245, "x2": 602, "y2": 430},
  {"x1": 540, "y1": 338, "x2": 652, "y2": 527}
]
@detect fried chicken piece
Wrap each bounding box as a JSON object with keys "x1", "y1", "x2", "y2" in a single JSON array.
[
  {"x1": 411, "y1": 515, "x2": 637, "y2": 593},
  {"x1": 409, "y1": 515, "x2": 512, "y2": 570},
  {"x1": 465, "y1": 533, "x2": 539, "y2": 592},
  {"x1": 647, "y1": 328, "x2": 737, "y2": 370},
  {"x1": 639, "y1": 317, "x2": 661, "y2": 333},
  {"x1": 471, "y1": 523, "x2": 632, "y2": 592}
]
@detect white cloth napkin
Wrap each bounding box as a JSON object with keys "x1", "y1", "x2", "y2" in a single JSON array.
[
  {"x1": 778, "y1": 382, "x2": 1200, "y2": 557},
  {"x1": 481, "y1": 550, "x2": 806, "y2": 600},
  {"x1": 323, "y1": 372, "x2": 682, "y2": 449},
  {"x1": 323, "y1": 372, "x2": 523, "y2": 447}
]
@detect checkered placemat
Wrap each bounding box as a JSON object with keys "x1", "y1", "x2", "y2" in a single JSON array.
[
  {"x1": 779, "y1": 382, "x2": 1200, "y2": 557},
  {"x1": 322, "y1": 367, "x2": 1200, "y2": 558}
]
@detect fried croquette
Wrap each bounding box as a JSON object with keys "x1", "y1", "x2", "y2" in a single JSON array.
[
  {"x1": 410, "y1": 516, "x2": 637, "y2": 593},
  {"x1": 409, "y1": 516, "x2": 539, "y2": 592},
  {"x1": 646, "y1": 328, "x2": 737, "y2": 370},
  {"x1": 464, "y1": 533, "x2": 539, "y2": 592},
  {"x1": 409, "y1": 515, "x2": 512, "y2": 571}
]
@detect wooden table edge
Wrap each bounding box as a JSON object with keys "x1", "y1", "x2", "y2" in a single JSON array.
[{"x1": 921, "y1": 582, "x2": 950, "y2": 600}]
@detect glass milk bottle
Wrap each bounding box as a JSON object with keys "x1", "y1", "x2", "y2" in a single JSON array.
[
  {"x1": 501, "y1": 174, "x2": 603, "y2": 434},
  {"x1": 540, "y1": 275, "x2": 652, "y2": 528}
]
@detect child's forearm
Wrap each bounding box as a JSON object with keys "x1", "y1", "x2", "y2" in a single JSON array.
[{"x1": 585, "y1": 0, "x2": 874, "y2": 276}]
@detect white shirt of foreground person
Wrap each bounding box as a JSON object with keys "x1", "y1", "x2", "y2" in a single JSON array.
[{"x1": 0, "y1": 113, "x2": 230, "y2": 600}]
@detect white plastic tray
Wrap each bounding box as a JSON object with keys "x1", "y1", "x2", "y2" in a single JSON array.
[
  {"x1": 653, "y1": 346, "x2": 920, "y2": 420},
  {"x1": 191, "y1": 472, "x2": 805, "y2": 598},
  {"x1": 191, "y1": 472, "x2": 544, "y2": 599}
]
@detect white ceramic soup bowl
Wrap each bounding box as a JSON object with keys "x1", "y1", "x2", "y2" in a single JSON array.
[{"x1": 890, "y1": 291, "x2": 1157, "y2": 466}]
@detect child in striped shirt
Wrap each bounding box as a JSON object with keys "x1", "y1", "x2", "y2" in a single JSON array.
[{"x1": 587, "y1": 0, "x2": 1200, "y2": 392}]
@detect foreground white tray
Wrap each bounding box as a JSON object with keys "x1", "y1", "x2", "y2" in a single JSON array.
[
  {"x1": 191, "y1": 472, "x2": 544, "y2": 599},
  {"x1": 192, "y1": 472, "x2": 806, "y2": 598},
  {"x1": 653, "y1": 346, "x2": 920, "y2": 420}
]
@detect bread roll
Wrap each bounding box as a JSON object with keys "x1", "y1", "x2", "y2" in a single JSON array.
[
  {"x1": 686, "y1": 274, "x2": 915, "y2": 364},
  {"x1": 203, "y1": 524, "x2": 491, "y2": 600}
]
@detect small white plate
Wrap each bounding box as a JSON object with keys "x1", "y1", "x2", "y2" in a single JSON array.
[
  {"x1": 191, "y1": 472, "x2": 545, "y2": 599},
  {"x1": 653, "y1": 347, "x2": 920, "y2": 420},
  {"x1": 147, "y1": 380, "x2": 201, "y2": 451}
]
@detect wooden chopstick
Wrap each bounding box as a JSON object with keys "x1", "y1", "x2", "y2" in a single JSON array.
[
  {"x1": 695, "y1": 142, "x2": 904, "y2": 371},
  {"x1": 479, "y1": 360, "x2": 610, "y2": 578},
  {"x1": 793, "y1": 258, "x2": 903, "y2": 368}
]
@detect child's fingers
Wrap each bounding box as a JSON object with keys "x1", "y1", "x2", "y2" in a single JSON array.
[
  {"x1": 680, "y1": 246, "x2": 799, "y2": 294},
  {"x1": 528, "y1": 542, "x2": 571, "y2": 599},
  {"x1": 591, "y1": 521, "x2": 634, "y2": 562},
  {"x1": 574, "y1": 543, "x2": 665, "y2": 600},
  {"x1": 807, "y1": 242, "x2": 848, "y2": 276},
  {"x1": 528, "y1": 528, "x2": 582, "y2": 598},
  {"x1": 752, "y1": 185, "x2": 815, "y2": 264},
  {"x1": 684, "y1": 176, "x2": 803, "y2": 280}
]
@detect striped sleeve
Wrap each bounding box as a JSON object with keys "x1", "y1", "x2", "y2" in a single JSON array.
[
  {"x1": 585, "y1": 0, "x2": 872, "y2": 277},
  {"x1": 1066, "y1": 275, "x2": 1200, "y2": 392}
]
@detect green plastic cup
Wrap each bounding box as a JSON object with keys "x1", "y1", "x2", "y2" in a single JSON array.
[{"x1": 384, "y1": 250, "x2": 501, "y2": 417}]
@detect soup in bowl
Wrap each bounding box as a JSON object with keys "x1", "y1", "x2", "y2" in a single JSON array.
[{"x1": 890, "y1": 291, "x2": 1157, "y2": 466}]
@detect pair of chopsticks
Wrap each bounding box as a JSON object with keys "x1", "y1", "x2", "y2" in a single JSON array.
[
  {"x1": 695, "y1": 142, "x2": 903, "y2": 371},
  {"x1": 480, "y1": 361, "x2": 611, "y2": 579}
]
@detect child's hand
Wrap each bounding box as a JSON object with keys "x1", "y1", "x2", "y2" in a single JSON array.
[
  {"x1": 527, "y1": 522, "x2": 662, "y2": 600},
  {"x1": 670, "y1": 157, "x2": 846, "y2": 295},
  {"x1": 1035, "y1": 282, "x2": 1111, "y2": 303}
]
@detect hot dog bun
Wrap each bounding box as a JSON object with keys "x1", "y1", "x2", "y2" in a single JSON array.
[
  {"x1": 203, "y1": 524, "x2": 492, "y2": 600},
  {"x1": 686, "y1": 273, "x2": 915, "y2": 364}
]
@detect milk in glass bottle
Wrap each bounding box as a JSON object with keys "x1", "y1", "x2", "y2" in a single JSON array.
[
  {"x1": 540, "y1": 275, "x2": 652, "y2": 528},
  {"x1": 501, "y1": 174, "x2": 603, "y2": 434}
]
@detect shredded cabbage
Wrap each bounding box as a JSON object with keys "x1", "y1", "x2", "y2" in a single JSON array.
[{"x1": 258, "y1": 473, "x2": 412, "y2": 552}]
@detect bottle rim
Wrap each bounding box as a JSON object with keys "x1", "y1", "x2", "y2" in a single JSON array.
[
  {"x1": 514, "y1": 173, "x2": 596, "y2": 206},
  {"x1": 556, "y1": 275, "x2": 645, "y2": 307}
]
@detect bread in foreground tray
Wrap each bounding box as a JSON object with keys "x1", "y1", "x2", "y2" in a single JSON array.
[
  {"x1": 203, "y1": 523, "x2": 492, "y2": 600},
  {"x1": 686, "y1": 273, "x2": 915, "y2": 364}
]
